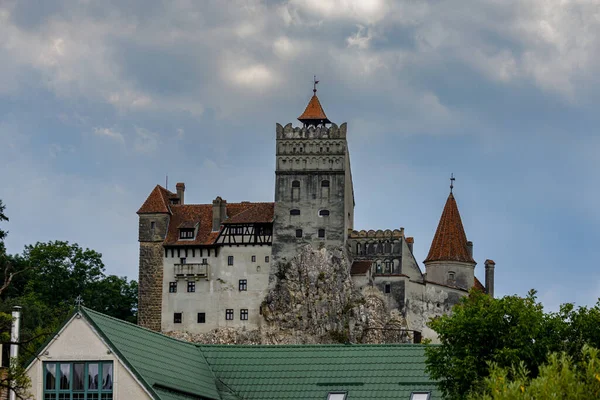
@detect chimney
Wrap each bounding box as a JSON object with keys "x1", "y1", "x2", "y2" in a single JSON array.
[
  {"x1": 176, "y1": 182, "x2": 185, "y2": 205},
  {"x1": 212, "y1": 197, "x2": 227, "y2": 231},
  {"x1": 485, "y1": 259, "x2": 496, "y2": 298},
  {"x1": 466, "y1": 241, "x2": 473, "y2": 258},
  {"x1": 406, "y1": 237, "x2": 414, "y2": 253},
  {"x1": 9, "y1": 306, "x2": 22, "y2": 400}
]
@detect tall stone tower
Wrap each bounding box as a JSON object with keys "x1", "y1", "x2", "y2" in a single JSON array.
[
  {"x1": 423, "y1": 187, "x2": 476, "y2": 290},
  {"x1": 271, "y1": 86, "x2": 355, "y2": 268},
  {"x1": 137, "y1": 185, "x2": 176, "y2": 331}
]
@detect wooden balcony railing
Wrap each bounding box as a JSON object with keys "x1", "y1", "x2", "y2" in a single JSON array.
[{"x1": 174, "y1": 263, "x2": 209, "y2": 280}]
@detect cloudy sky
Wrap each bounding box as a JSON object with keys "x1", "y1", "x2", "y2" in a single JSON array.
[{"x1": 1, "y1": 0, "x2": 599, "y2": 310}]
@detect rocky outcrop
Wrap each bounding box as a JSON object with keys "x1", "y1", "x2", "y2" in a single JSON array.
[{"x1": 166, "y1": 245, "x2": 414, "y2": 345}]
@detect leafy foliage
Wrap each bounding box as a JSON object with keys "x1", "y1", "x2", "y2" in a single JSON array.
[
  {"x1": 425, "y1": 289, "x2": 600, "y2": 399},
  {"x1": 474, "y1": 346, "x2": 600, "y2": 399}
]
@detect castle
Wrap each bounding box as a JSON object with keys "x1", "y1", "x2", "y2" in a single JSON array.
[{"x1": 136, "y1": 87, "x2": 496, "y2": 341}]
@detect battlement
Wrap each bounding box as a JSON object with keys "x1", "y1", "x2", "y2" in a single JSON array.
[
  {"x1": 348, "y1": 228, "x2": 405, "y2": 239},
  {"x1": 276, "y1": 122, "x2": 347, "y2": 140}
]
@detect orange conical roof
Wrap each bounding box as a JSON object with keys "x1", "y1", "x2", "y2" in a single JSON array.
[
  {"x1": 298, "y1": 94, "x2": 330, "y2": 126},
  {"x1": 424, "y1": 193, "x2": 475, "y2": 264}
]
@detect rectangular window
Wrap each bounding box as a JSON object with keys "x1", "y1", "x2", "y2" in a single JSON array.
[
  {"x1": 187, "y1": 281, "x2": 195, "y2": 293},
  {"x1": 410, "y1": 393, "x2": 431, "y2": 400},
  {"x1": 197, "y1": 313, "x2": 206, "y2": 323},
  {"x1": 179, "y1": 229, "x2": 194, "y2": 239},
  {"x1": 180, "y1": 257, "x2": 186, "y2": 264},
  {"x1": 169, "y1": 282, "x2": 177, "y2": 293},
  {"x1": 385, "y1": 284, "x2": 391, "y2": 294},
  {"x1": 44, "y1": 362, "x2": 113, "y2": 400},
  {"x1": 240, "y1": 309, "x2": 248, "y2": 320},
  {"x1": 150, "y1": 221, "x2": 156, "y2": 230},
  {"x1": 265, "y1": 256, "x2": 269, "y2": 263},
  {"x1": 318, "y1": 229, "x2": 325, "y2": 238},
  {"x1": 296, "y1": 229, "x2": 303, "y2": 238},
  {"x1": 251, "y1": 255, "x2": 256, "y2": 262},
  {"x1": 202, "y1": 258, "x2": 208, "y2": 265},
  {"x1": 174, "y1": 313, "x2": 182, "y2": 323},
  {"x1": 225, "y1": 309, "x2": 234, "y2": 320},
  {"x1": 239, "y1": 279, "x2": 247, "y2": 291},
  {"x1": 228, "y1": 256, "x2": 234, "y2": 266},
  {"x1": 327, "y1": 393, "x2": 347, "y2": 400}
]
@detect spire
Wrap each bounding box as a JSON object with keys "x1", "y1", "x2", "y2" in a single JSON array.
[
  {"x1": 424, "y1": 190, "x2": 475, "y2": 264},
  {"x1": 298, "y1": 76, "x2": 331, "y2": 127}
]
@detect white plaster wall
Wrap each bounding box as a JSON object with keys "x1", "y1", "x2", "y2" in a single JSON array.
[
  {"x1": 401, "y1": 240, "x2": 424, "y2": 281},
  {"x1": 425, "y1": 260, "x2": 475, "y2": 290},
  {"x1": 161, "y1": 246, "x2": 271, "y2": 333},
  {"x1": 26, "y1": 316, "x2": 151, "y2": 400}
]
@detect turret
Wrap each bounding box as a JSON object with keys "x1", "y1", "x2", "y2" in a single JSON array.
[{"x1": 423, "y1": 180, "x2": 476, "y2": 290}]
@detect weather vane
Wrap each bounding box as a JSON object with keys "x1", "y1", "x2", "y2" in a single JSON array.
[
  {"x1": 313, "y1": 75, "x2": 319, "y2": 94},
  {"x1": 450, "y1": 173, "x2": 455, "y2": 194},
  {"x1": 75, "y1": 295, "x2": 84, "y2": 309}
]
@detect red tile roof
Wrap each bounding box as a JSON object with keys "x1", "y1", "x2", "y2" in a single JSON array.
[
  {"x1": 424, "y1": 193, "x2": 476, "y2": 264},
  {"x1": 350, "y1": 260, "x2": 372, "y2": 275},
  {"x1": 137, "y1": 185, "x2": 176, "y2": 214},
  {"x1": 164, "y1": 202, "x2": 274, "y2": 246},
  {"x1": 298, "y1": 95, "x2": 331, "y2": 125},
  {"x1": 473, "y1": 276, "x2": 485, "y2": 292}
]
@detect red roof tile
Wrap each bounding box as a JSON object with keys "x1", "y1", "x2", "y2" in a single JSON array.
[
  {"x1": 473, "y1": 276, "x2": 485, "y2": 292},
  {"x1": 350, "y1": 260, "x2": 372, "y2": 275},
  {"x1": 137, "y1": 185, "x2": 175, "y2": 214},
  {"x1": 164, "y1": 202, "x2": 274, "y2": 246},
  {"x1": 424, "y1": 193, "x2": 475, "y2": 264},
  {"x1": 298, "y1": 95, "x2": 331, "y2": 125}
]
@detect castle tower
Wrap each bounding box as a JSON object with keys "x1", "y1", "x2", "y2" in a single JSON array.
[
  {"x1": 137, "y1": 185, "x2": 177, "y2": 330},
  {"x1": 424, "y1": 186, "x2": 476, "y2": 290},
  {"x1": 271, "y1": 83, "x2": 355, "y2": 269}
]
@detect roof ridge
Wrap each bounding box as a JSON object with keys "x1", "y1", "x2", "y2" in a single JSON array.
[
  {"x1": 197, "y1": 343, "x2": 428, "y2": 348},
  {"x1": 81, "y1": 307, "x2": 198, "y2": 348}
]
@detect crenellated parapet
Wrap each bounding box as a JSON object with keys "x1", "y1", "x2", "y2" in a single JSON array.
[{"x1": 276, "y1": 122, "x2": 347, "y2": 139}]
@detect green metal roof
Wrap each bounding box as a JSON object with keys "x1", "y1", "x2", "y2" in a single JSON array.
[
  {"x1": 81, "y1": 307, "x2": 222, "y2": 400},
  {"x1": 77, "y1": 307, "x2": 439, "y2": 400},
  {"x1": 199, "y1": 344, "x2": 441, "y2": 400}
]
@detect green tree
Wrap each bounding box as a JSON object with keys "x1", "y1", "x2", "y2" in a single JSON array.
[
  {"x1": 425, "y1": 289, "x2": 566, "y2": 399},
  {"x1": 473, "y1": 346, "x2": 600, "y2": 399}
]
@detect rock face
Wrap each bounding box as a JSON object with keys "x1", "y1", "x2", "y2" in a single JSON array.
[{"x1": 166, "y1": 245, "x2": 415, "y2": 345}]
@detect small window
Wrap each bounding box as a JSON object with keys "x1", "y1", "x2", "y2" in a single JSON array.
[
  {"x1": 150, "y1": 221, "x2": 156, "y2": 230},
  {"x1": 290, "y1": 209, "x2": 301, "y2": 216},
  {"x1": 180, "y1": 257, "x2": 186, "y2": 265},
  {"x1": 327, "y1": 393, "x2": 347, "y2": 400},
  {"x1": 228, "y1": 256, "x2": 234, "y2": 266},
  {"x1": 179, "y1": 229, "x2": 194, "y2": 239},
  {"x1": 174, "y1": 313, "x2": 182, "y2": 323},
  {"x1": 240, "y1": 309, "x2": 249, "y2": 320},
  {"x1": 448, "y1": 271, "x2": 456, "y2": 282},
  {"x1": 202, "y1": 258, "x2": 208, "y2": 265},
  {"x1": 385, "y1": 260, "x2": 391, "y2": 273},
  {"x1": 321, "y1": 180, "x2": 330, "y2": 187},
  {"x1": 319, "y1": 209, "x2": 330, "y2": 217},
  {"x1": 225, "y1": 309, "x2": 234, "y2": 320},
  {"x1": 239, "y1": 279, "x2": 247, "y2": 291},
  {"x1": 410, "y1": 393, "x2": 431, "y2": 400},
  {"x1": 265, "y1": 256, "x2": 269, "y2": 262},
  {"x1": 197, "y1": 313, "x2": 206, "y2": 323},
  {"x1": 292, "y1": 180, "x2": 300, "y2": 188},
  {"x1": 385, "y1": 284, "x2": 391, "y2": 293},
  {"x1": 318, "y1": 229, "x2": 325, "y2": 238},
  {"x1": 169, "y1": 282, "x2": 177, "y2": 293},
  {"x1": 296, "y1": 229, "x2": 303, "y2": 238},
  {"x1": 252, "y1": 255, "x2": 256, "y2": 262},
  {"x1": 187, "y1": 281, "x2": 195, "y2": 293}
]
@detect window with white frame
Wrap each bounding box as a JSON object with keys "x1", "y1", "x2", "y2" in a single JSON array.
[
  {"x1": 327, "y1": 392, "x2": 347, "y2": 400},
  {"x1": 410, "y1": 392, "x2": 431, "y2": 400}
]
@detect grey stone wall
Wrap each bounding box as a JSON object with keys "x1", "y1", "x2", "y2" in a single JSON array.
[
  {"x1": 271, "y1": 122, "x2": 353, "y2": 275},
  {"x1": 424, "y1": 260, "x2": 475, "y2": 290},
  {"x1": 138, "y1": 214, "x2": 169, "y2": 331}
]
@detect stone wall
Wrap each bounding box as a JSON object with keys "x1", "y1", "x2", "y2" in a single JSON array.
[{"x1": 138, "y1": 242, "x2": 164, "y2": 331}]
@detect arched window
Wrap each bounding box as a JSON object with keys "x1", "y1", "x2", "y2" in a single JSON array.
[
  {"x1": 385, "y1": 260, "x2": 391, "y2": 273},
  {"x1": 292, "y1": 180, "x2": 300, "y2": 188},
  {"x1": 375, "y1": 262, "x2": 382, "y2": 274},
  {"x1": 384, "y1": 242, "x2": 391, "y2": 253},
  {"x1": 376, "y1": 243, "x2": 383, "y2": 254},
  {"x1": 290, "y1": 209, "x2": 300, "y2": 216},
  {"x1": 368, "y1": 243, "x2": 375, "y2": 255},
  {"x1": 321, "y1": 180, "x2": 330, "y2": 187},
  {"x1": 356, "y1": 243, "x2": 362, "y2": 255},
  {"x1": 448, "y1": 271, "x2": 456, "y2": 282},
  {"x1": 319, "y1": 209, "x2": 330, "y2": 217}
]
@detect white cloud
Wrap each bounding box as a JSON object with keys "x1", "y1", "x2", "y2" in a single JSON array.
[
  {"x1": 93, "y1": 127, "x2": 124, "y2": 143},
  {"x1": 346, "y1": 25, "x2": 374, "y2": 49},
  {"x1": 134, "y1": 127, "x2": 159, "y2": 154},
  {"x1": 288, "y1": 0, "x2": 389, "y2": 24}
]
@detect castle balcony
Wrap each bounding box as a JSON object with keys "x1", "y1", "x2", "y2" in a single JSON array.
[{"x1": 174, "y1": 263, "x2": 209, "y2": 280}]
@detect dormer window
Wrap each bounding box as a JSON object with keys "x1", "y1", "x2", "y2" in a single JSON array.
[
  {"x1": 170, "y1": 199, "x2": 180, "y2": 205},
  {"x1": 179, "y1": 229, "x2": 195, "y2": 239}
]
